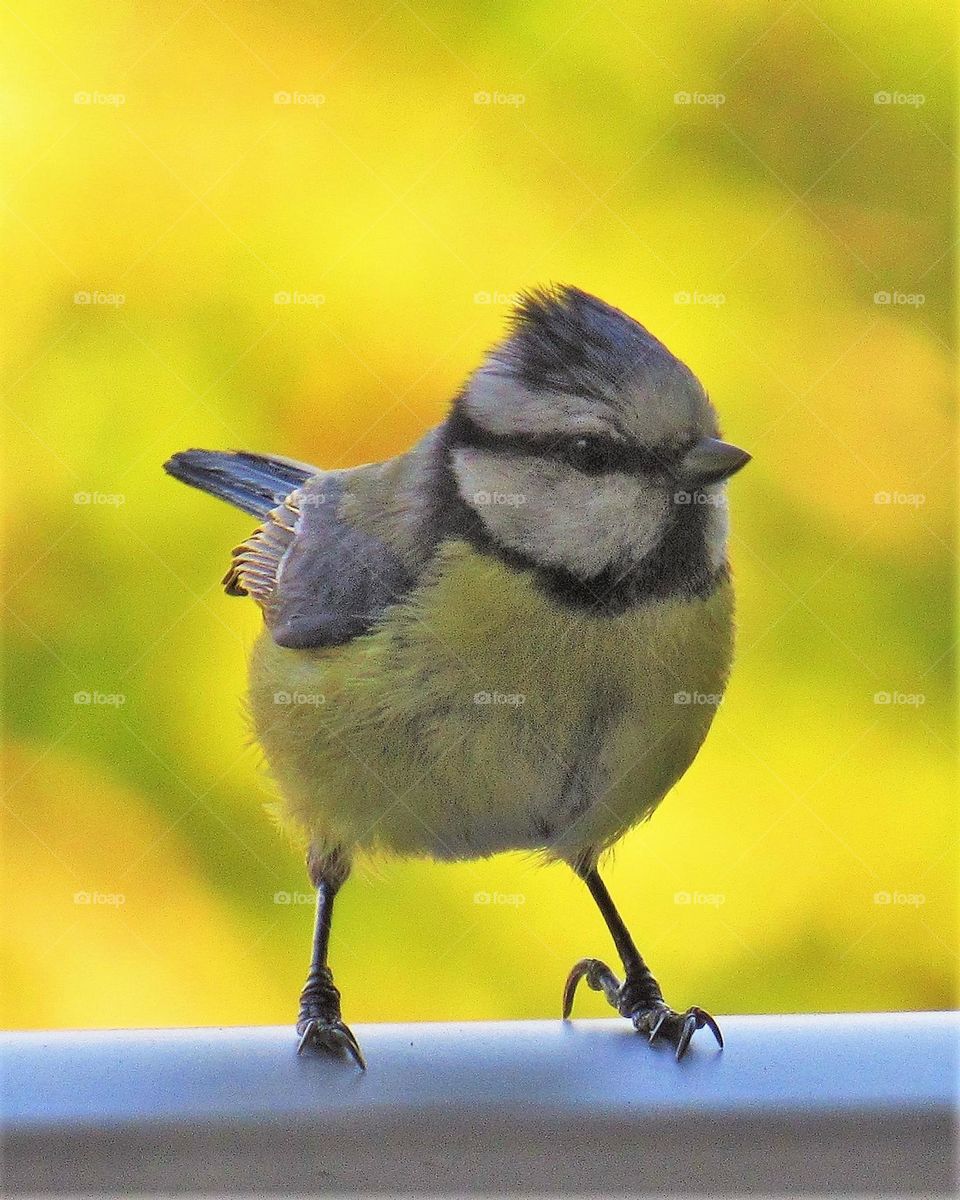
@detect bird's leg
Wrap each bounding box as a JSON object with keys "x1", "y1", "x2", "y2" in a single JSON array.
[
  {"x1": 562, "y1": 864, "x2": 722, "y2": 1061},
  {"x1": 296, "y1": 846, "x2": 364, "y2": 1068}
]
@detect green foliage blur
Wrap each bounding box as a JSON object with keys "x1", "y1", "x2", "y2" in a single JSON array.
[{"x1": 3, "y1": 0, "x2": 956, "y2": 1031}]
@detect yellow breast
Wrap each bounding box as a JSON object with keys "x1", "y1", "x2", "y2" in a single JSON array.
[{"x1": 249, "y1": 541, "x2": 734, "y2": 865}]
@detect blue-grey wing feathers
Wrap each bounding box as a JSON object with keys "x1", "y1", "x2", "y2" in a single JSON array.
[
  {"x1": 255, "y1": 475, "x2": 416, "y2": 648},
  {"x1": 164, "y1": 449, "x2": 316, "y2": 517},
  {"x1": 165, "y1": 449, "x2": 417, "y2": 649}
]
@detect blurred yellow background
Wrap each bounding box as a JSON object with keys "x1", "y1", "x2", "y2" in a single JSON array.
[{"x1": 2, "y1": 0, "x2": 955, "y2": 1031}]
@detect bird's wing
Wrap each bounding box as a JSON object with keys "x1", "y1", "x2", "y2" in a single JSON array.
[{"x1": 225, "y1": 468, "x2": 419, "y2": 649}]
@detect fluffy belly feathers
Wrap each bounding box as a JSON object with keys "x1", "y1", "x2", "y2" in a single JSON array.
[{"x1": 249, "y1": 542, "x2": 734, "y2": 864}]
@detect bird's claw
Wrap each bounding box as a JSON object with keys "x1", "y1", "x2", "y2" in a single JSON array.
[
  {"x1": 563, "y1": 957, "x2": 722, "y2": 1061},
  {"x1": 296, "y1": 1016, "x2": 366, "y2": 1069},
  {"x1": 562, "y1": 956, "x2": 622, "y2": 1016},
  {"x1": 634, "y1": 1003, "x2": 723, "y2": 1060}
]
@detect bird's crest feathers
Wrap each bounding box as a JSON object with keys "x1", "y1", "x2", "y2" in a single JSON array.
[{"x1": 492, "y1": 284, "x2": 686, "y2": 404}]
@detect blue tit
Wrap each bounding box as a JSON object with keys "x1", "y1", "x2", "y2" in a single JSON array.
[{"x1": 165, "y1": 285, "x2": 750, "y2": 1067}]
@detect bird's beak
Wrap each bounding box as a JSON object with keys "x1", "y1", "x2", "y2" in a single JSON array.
[{"x1": 675, "y1": 437, "x2": 751, "y2": 488}]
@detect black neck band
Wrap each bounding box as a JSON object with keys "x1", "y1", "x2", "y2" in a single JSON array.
[{"x1": 425, "y1": 413, "x2": 726, "y2": 615}]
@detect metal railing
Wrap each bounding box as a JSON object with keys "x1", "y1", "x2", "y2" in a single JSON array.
[{"x1": 2, "y1": 1012, "x2": 956, "y2": 1194}]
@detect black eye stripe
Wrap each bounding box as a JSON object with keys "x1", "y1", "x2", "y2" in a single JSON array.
[
  {"x1": 559, "y1": 436, "x2": 673, "y2": 475},
  {"x1": 448, "y1": 410, "x2": 679, "y2": 475}
]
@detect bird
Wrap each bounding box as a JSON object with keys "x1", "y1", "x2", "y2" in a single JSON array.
[{"x1": 164, "y1": 284, "x2": 750, "y2": 1067}]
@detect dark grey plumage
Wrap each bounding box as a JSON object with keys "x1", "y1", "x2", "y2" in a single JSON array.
[
  {"x1": 492, "y1": 285, "x2": 700, "y2": 410},
  {"x1": 164, "y1": 285, "x2": 740, "y2": 649}
]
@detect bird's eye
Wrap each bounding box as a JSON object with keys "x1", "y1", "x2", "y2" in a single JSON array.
[{"x1": 560, "y1": 436, "x2": 616, "y2": 475}]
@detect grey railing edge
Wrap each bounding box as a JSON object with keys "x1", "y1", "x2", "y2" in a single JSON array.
[{"x1": 2, "y1": 1013, "x2": 957, "y2": 1195}]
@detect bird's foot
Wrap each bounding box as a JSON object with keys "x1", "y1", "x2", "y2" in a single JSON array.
[
  {"x1": 629, "y1": 1001, "x2": 723, "y2": 1060},
  {"x1": 296, "y1": 966, "x2": 365, "y2": 1069},
  {"x1": 296, "y1": 1016, "x2": 365, "y2": 1068},
  {"x1": 562, "y1": 956, "x2": 722, "y2": 1061}
]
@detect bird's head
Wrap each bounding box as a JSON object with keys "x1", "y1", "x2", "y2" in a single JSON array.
[{"x1": 441, "y1": 285, "x2": 749, "y2": 603}]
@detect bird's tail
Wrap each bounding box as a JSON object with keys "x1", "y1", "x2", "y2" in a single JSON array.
[{"x1": 163, "y1": 449, "x2": 317, "y2": 518}]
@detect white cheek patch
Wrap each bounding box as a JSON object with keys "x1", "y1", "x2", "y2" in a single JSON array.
[{"x1": 451, "y1": 449, "x2": 670, "y2": 578}]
